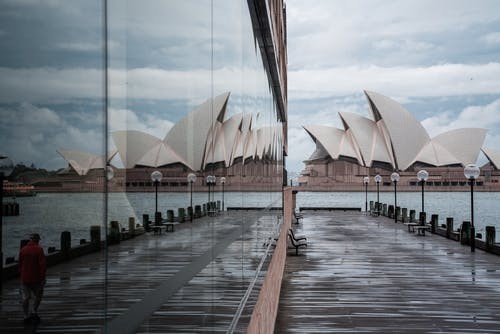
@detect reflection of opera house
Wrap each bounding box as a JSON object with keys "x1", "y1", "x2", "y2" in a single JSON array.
[
  {"x1": 299, "y1": 90, "x2": 500, "y2": 191},
  {"x1": 49, "y1": 92, "x2": 284, "y2": 192}
]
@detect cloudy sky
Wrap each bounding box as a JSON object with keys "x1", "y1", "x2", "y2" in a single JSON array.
[
  {"x1": 1, "y1": 1, "x2": 500, "y2": 174},
  {"x1": 285, "y1": 0, "x2": 500, "y2": 172}
]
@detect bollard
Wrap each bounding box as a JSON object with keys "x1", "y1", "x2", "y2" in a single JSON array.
[
  {"x1": 61, "y1": 231, "x2": 71, "y2": 256},
  {"x1": 419, "y1": 212, "x2": 426, "y2": 225},
  {"x1": 401, "y1": 208, "x2": 408, "y2": 223},
  {"x1": 187, "y1": 206, "x2": 193, "y2": 220},
  {"x1": 409, "y1": 210, "x2": 416, "y2": 223},
  {"x1": 155, "y1": 212, "x2": 162, "y2": 225},
  {"x1": 388, "y1": 205, "x2": 394, "y2": 218},
  {"x1": 195, "y1": 205, "x2": 202, "y2": 218},
  {"x1": 178, "y1": 208, "x2": 185, "y2": 222},
  {"x1": 395, "y1": 206, "x2": 401, "y2": 222},
  {"x1": 128, "y1": 217, "x2": 135, "y2": 235},
  {"x1": 142, "y1": 214, "x2": 151, "y2": 232},
  {"x1": 446, "y1": 217, "x2": 453, "y2": 239},
  {"x1": 430, "y1": 214, "x2": 438, "y2": 233},
  {"x1": 90, "y1": 225, "x2": 101, "y2": 245},
  {"x1": 167, "y1": 210, "x2": 174, "y2": 222},
  {"x1": 486, "y1": 226, "x2": 496, "y2": 251},
  {"x1": 217, "y1": 200, "x2": 221, "y2": 211},
  {"x1": 108, "y1": 221, "x2": 121, "y2": 244},
  {"x1": 382, "y1": 203, "x2": 388, "y2": 216},
  {"x1": 203, "y1": 203, "x2": 207, "y2": 215},
  {"x1": 460, "y1": 221, "x2": 471, "y2": 245}
]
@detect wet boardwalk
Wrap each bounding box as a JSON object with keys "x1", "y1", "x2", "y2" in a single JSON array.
[
  {"x1": 0, "y1": 211, "x2": 280, "y2": 333},
  {"x1": 276, "y1": 211, "x2": 500, "y2": 333}
]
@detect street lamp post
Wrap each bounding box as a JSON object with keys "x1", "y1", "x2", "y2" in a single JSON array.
[
  {"x1": 374, "y1": 174, "x2": 382, "y2": 216},
  {"x1": 220, "y1": 177, "x2": 226, "y2": 212},
  {"x1": 0, "y1": 156, "x2": 14, "y2": 291},
  {"x1": 151, "y1": 171, "x2": 163, "y2": 223},
  {"x1": 363, "y1": 176, "x2": 369, "y2": 212},
  {"x1": 464, "y1": 164, "x2": 480, "y2": 253},
  {"x1": 417, "y1": 170, "x2": 429, "y2": 213},
  {"x1": 187, "y1": 173, "x2": 197, "y2": 221},
  {"x1": 391, "y1": 172, "x2": 400, "y2": 223},
  {"x1": 206, "y1": 175, "x2": 216, "y2": 203}
]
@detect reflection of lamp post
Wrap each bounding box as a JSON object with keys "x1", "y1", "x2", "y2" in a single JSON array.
[
  {"x1": 106, "y1": 165, "x2": 114, "y2": 181},
  {"x1": 0, "y1": 155, "x2": 14, "y2": 291},
  {"x1": 220, "y1": 177, "x2": 226, "y2": 212},
  {"x1": 151, "y1": 171, "x2": 163, "y2": 218},
  {"x1": 417, "y1": 170, "x2": 428, "y2": 213},
  {"x1": 187, "y1": 173, "x2": 196, "y2": 221},
  {"x1": 363, "y1": 176, "x2": 369, "y2": 212},
  {"x1": 374, "y1": 174, "x2": 382, "y2": 215},
  {"x1": 206, "y1": 175, "x2": 216, "y2": 203},
  {"x1": 464, "y1": 164, "x2": 480, "y2": 253},
  {"x1": 391, "y1": 172, "x2": 400, "y2": 223}
]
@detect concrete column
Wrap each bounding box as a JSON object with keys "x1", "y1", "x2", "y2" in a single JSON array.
[
  {"x1": 388, "y1": 204, "x2": 394, "y2": 218},
  {"x1": 409, "y1": 210, "x2": 416, "y2": 223},
  {"x1": 61, "y1": 231, "x2": 71, "y2": 256},
  {"x1": 446, "y1": 217, "x2": 453, "y2": 239},
  {"x1": 419, "y1": 212, "x2": 426, "y2": 226},
  {"x1": 167, "y1": 210, "x2": 174, "y2": 222},
  {"x1": 178, "y1": 208, "x2": 185, "y2": 222},
  {"x1": 460, "y1": 221, "x2": 471, "y2": 245},
  {"x1": 430, "y1": 214, "x2": 438, "y2": 233},
  {"x1": 486, "y1": 226, "x2": 496, "y2": 251},
  {"x1": 128, "y1": 217, "x2": 135, "y2": 235},
  {"x1": 90, "y1": 225, "x2": 101, "y2": 245},
  {"x1": 401, "y1": 208, "x2": 408, "y2": 222}
]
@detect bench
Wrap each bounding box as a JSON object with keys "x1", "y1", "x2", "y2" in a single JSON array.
[
  {"x1": 404, "y1": 222, "x2": 420, "y2": 232},
  {"x1": 293, "y1": 211, "x2": 303, "y2": 223},
  {"x1": 162, "y1": 222, "x2": 177, "y2": 232},
  {"x1": 415, "y1": 225, "x2": 431, "y2": 236},
  {"x1": 289, "y1": 228, "x2": 306, "y2": 242},
  {"x1": 152, "y1": 225, "x2": 167, "y2": 235},
  {"x1": 287, "y1": 233, "x2": 307, "y2": 255}
]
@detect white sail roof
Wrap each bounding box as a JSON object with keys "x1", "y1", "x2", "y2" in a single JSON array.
[
  {"x1": 482, "y1": 147, "x2": 500, "y2": 169},
  {"x1": 303, "y1": 125, "x2": 359, "y2": 163},
  {"x1": 365, "y1": 90, "x2": 430, "y2": 170},
  {"x1": 165, "y1": 92, "x2": 230, "y2": 171},
  {"x1": 111, "y1": 131, "x2": 160, "y2": 169},
  {"x1": 432, "y1": 128, "x2": 487, "y2": 166},
  {"x1": 339, "y1": 112, "x2": 393, "y2": 167},
  {"x1": 57, "y1": 149, "x2": 117, "y2": 176}
]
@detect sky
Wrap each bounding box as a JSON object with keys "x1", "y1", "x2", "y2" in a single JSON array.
[
  {"x1": 1, "y1": 1, "x2": 500, "y2": 174},
  {"x1": 285, "y1": 0, "x2": 500, "y2": 172}
]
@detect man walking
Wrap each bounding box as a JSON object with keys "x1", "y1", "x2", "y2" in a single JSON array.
[{"x1": 19, "y1": 233, "x2": 46, "y2": 323}]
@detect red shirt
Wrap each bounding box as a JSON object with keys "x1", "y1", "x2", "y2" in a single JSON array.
[{"x1": 19, "y1": 241, "x2": 46, "y2": 284}]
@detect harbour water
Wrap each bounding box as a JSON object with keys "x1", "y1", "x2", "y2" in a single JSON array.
[{"x1": 3, "y1": 191, "x2": 500, "y2": 260}]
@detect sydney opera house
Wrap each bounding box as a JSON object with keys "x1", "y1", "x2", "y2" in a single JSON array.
[
  {"x1": 299, "y1": 90, "x2": 500, "y2": 191},
  {"x1": 49, "y1": 92, "x2": 284, "y2": 192}
]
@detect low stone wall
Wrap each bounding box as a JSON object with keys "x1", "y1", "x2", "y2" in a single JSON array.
[
  {"x1": 247, "y1": 187, "x2": 292, "y2": 333},
  {"x1": 2, "y1": 223, "x2": 145, "y2": 282}
]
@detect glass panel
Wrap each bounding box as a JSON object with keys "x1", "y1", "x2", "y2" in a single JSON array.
[
  {"x1": 0, "y1": 0, "x2": 107, "y2": 329},
  {"x1": 0, "y1": 0, "x2": 284, "y2": 332}
]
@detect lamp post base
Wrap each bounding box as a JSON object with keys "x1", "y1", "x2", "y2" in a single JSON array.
[{"x1": 471, "y1": 226, "x2": 475, "y2": 252}]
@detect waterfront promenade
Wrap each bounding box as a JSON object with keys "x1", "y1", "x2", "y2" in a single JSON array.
[
  {"x1": 276, "y1": 211, "x2": 500, "y2": 333},
  {"x1": 0, "y1": 210, "x2": 279, "y2": 333},
  {"x1": 2, "y1": 209, "x2": 500, "y2": 333}
]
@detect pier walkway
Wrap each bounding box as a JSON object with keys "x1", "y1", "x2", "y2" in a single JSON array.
[
  {"x1": 276, "y1": 211, "x2": 500, "y2": 333},
  {"x1": 3, "y1": 209, "x2": 500, "y2": 333},
  {"x1": 0, "y1": 210, "x2": 280, "y2": 333}
]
